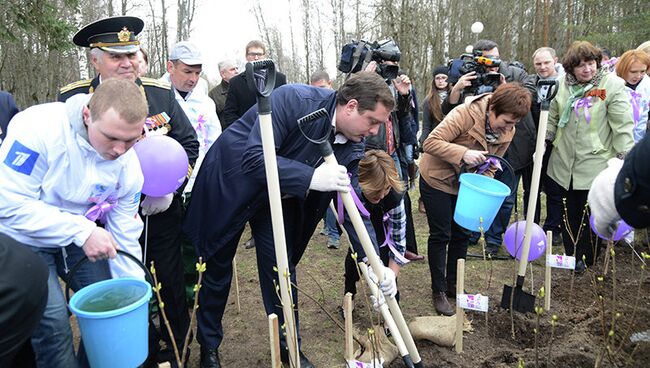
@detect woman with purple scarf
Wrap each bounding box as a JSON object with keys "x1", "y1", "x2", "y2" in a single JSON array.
[{"x1": 546, "y1": 41, "x2": 634, "y2": 274}]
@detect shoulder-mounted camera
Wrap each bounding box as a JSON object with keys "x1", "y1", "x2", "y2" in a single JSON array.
[{"x1": 338, "y1": 39, "x2": 401, "y2": 81}]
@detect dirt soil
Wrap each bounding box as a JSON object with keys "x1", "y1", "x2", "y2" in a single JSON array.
[
  {"x1": 70, "y1": 194, "x2": 650, "y2": 367},
  {"x1": 179, "y1": 203, "x2": 650, "y2": 368}
]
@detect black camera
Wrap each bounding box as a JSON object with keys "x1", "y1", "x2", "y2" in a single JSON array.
[
  {"x1": 450, "y1": 50, "x2": 502, "y2": 95},
  {"x1": 339, "y1": 39, "x2": 401, "y2": 81}
]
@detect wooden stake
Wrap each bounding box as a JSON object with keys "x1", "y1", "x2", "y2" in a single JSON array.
[
  {"x1": 343, "y1": 293, "x2": 354, "y2": 361},
  {"x1": 455, "y1": 258, "x2": 465, "y2": 353},
  {"x1": 268, "y1": 313, "x2": 282, "y2": 368},
  {"x1": 233, "y1": 255, "x2": 241, "y2": 314},
  {"x1": 545, "y1": 231, "x2": 552, "y2": 311}
]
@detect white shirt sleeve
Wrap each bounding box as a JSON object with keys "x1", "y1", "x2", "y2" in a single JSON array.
[{"x1": 0, "y1": 110, "x2": 97, "y2": 247}]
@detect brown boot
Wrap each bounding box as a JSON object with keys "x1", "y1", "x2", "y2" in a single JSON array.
[{"x1": 432, "y1": 292, "x2": 454, "y2": 316}]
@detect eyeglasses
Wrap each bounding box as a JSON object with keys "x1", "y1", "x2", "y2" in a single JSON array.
[{"x1": 246, "y1": 52, "x2": 265, "y2": 58}]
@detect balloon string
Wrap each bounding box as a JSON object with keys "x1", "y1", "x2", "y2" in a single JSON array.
[{"x1": 143, "y1": 215, "x2": 149, "y2": 263}]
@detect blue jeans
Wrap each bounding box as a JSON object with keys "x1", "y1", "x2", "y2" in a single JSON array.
[
  {"x1": 324, "y1": 207, "x2": 340, "y2": 241},
  {"x1": 29, "y1": 245, "x2": 110, "y2": 368}
]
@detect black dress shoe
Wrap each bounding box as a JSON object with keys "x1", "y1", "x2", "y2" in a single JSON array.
[
  {"x1": 280, "y1": 350, "x2": 315, "y2": 368},
  {"x1": 574, "y1": 259, "x2": 586, "y2": 275},
  {"x1": 200, "y1": 347, "x2": 221, "y2": 368}
]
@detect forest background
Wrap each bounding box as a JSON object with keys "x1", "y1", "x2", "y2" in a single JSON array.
[{"x1": 0, "y1": 0, "x2": 648, "y2": 109}]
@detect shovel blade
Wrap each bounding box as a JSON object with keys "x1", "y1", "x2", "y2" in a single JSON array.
[{"x1": 501, "y1": 284, "x2": 536, "y2": 313}]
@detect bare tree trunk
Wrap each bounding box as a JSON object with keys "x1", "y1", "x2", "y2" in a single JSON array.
[
  {"x1": 287, "y1": 0, "x2": 298, "y2": 66},
  {"x1": 121, "y1": 0, "x2": 127, "y2": 15},
  {"x1": 177, "y1": 0, "x2": 196, "y2": 41},
  {"x1": 543, "y1": 0, "x2": 550, "y2": 46},
  {"x1": 301, "y1": 0, "x2": 312, "y2": 82},
  {"x1": 107, "y1": 0, "x2": 114, "y2": 16},
  {"x1": 566, "y1": 0, "x2": 573, "y2": 49}
]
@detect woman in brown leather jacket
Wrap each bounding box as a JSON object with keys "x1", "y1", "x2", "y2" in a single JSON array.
[{"x1": 419, "y1": 83, "x2": 531, "y2": 316}]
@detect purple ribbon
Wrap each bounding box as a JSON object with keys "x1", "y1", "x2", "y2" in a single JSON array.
[
  {"x1": 629, "y1": 90, "x2": 642, "y2": 127},
  {"x1": 574, "y1": 96, "x2": 593, "y2": 124},
  {"x1": 337, "y1": 185, "x2": 370, "y2": 225},
  {"x1": 380, "y1": 213, "x2": 409, "y2": 264},
  {"x1": 196, "y1": 114, "x2": 209, "y2": 149},
  {"x1": 84, "y1": 197, "x2": 117, "y2": 224},
  {"x1": 476, "y1": 156, "x2": 502, "y2": 175}
]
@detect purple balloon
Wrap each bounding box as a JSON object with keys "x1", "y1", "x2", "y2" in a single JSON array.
[
  {"x1": 133, "y1": 136, "x2": 189, "y2": 196},
  {"x1": 504, "y1": 221, "x2": 547, "y2": 261},
  {"x1": 589, "y1": 215, "x2": 632, "y2": 241}
]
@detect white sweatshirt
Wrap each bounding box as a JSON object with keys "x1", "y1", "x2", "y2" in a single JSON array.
[{"x1": 0, "y1": 94, "x2": 145, "y2": 278}]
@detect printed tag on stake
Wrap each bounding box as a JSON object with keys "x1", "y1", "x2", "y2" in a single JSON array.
[
  {"x1": 546, "y1": 254, "x2": 576, "y2": 270},
  {"x1": 457, "y1": 293, "x2": 489, "y2": 312}
]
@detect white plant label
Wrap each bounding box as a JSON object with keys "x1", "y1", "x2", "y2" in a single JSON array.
[
  {"x1": 457, "y1": 293, "x2": 489, "y2": 312},
  {"x1": 546, "y1": 254, "x2": 576, "y2": 270}
]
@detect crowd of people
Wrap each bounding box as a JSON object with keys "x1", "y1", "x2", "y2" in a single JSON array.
[{"x1": 0, "y1": 14, "x2": 649, "y2": 368}]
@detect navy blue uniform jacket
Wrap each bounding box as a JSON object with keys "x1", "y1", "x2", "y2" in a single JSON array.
[{"x1": 184, "y1": 84, "x2": 378, "y2": 260}]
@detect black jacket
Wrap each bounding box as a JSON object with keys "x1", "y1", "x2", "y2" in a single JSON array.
[
  {"x1": 221, "y1": 70, "x2": 287, "y2": 128},
  {"x1": 615, "y1": 134, "x2": 650, "y2": 228},
  {"x1": 365, "y1": 91, "x2": 413, "y2": 153}
]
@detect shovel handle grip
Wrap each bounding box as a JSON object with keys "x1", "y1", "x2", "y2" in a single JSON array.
[{"x1": 536, "y1": 79, "x2": 559, "y2": 110}]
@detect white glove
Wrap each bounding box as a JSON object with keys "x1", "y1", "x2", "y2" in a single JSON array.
[
  {"x1": 308, "y1": 163, "x2": 350, "y2": 192},
  {"x1": 588, "y1": 158, "x2": 624, "y2": 238},
  {"x1": 140, "y1": 194, "x2": 174, "y2": 216},
  {"x1": 370, "y1": 292, "x2": 386, "y2": 312},
  {"x1": 367, "y1": 265, "x2": 397, "y2": 298}
]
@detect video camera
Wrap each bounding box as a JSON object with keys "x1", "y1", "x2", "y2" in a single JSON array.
[
  {"x1": 338, "y1": 39, "x2": 401, "y2": 81},
  {"x1": 450, "y1": 50, "x2": 502, "y2": 95}
]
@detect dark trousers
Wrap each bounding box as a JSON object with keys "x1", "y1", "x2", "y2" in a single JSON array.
[
  {"x1": 197, "y1": 198, "x2": 311, "y2": 351},
  {"x1": 555, "y1": 180, "x2": 600, "y2": 265},
  {"x1": 419, "y1": 178, "x2": 470, "y2": 293},
  {"x1": 541, "y1": 147, "x2": 563, "y2": 234},
  {"x1": 403, "y1": 191, "x2": 419, "y2": 254},
  {"x1": 0, "y1": 234, "x2": 48, "y2": 367},
  {"x1": 140, "y1": 195, "x2": 190, "y2": 355}
]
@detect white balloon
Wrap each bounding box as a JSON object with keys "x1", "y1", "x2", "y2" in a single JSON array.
[
  {"x1": 465, "y1": 45, "x2": 474, "y2": 53},
  {"x1": 471, "y1": 22, "x2": 484, "y2": 34}
]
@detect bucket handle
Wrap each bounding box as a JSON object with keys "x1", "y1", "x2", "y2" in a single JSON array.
[
  {"x1": 459, "y1": 154, "x2": 517, "y2": 195},
  {"x1": 65, "y1": 249, "x2": 154, "y2": 304}
]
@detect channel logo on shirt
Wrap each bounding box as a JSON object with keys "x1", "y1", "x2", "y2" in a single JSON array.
[{"x1": 3, "y1": 140, "x2": 39, "y2": 175}]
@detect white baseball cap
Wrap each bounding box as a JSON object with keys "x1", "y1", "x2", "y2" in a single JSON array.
[{"x1": 169, "y1": 41, "x2": 203, "y2": 65}]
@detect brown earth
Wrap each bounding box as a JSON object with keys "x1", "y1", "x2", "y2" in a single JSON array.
[{"x1": 71, "y1": 193, "x2": 650, "y2": 367}]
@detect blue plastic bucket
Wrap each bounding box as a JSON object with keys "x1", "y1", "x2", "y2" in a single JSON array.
[
  {"x1": 454, "y1": 173, "x2": 511, "y2": 232},
  {"x1": 69, "y1": 277, "x2": 151, "y2": 368}
]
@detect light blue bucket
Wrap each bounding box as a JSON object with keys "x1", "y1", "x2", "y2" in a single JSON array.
[
  {"x1": 454, "y1": 173, "x2": 511, "y2": 232},
  {"x1": 69, "y1": 277, "x2": 151, "y2": 368}
]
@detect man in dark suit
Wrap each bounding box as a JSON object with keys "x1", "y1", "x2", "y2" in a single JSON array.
[
  {"x1": 221, "y1": 40, "x2": 287, "y2": 128},
  {"x1": 58, "y1": 16, "x2": 199, "y2": 367},
  {"x1": 0, "y1": 91, "x2": 19, "y2": 146},
  {"x1": 184, "y1": 72, "x2": 396, "y2": 368}
]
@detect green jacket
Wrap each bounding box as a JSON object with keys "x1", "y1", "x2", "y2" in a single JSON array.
[{"x1": 547, "y1": 72, "x2": 634, "y2": 190}]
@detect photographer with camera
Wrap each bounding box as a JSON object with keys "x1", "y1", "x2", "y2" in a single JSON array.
[{"x1": 444, "y1": 39, "x2": 527, "y2": 114}]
